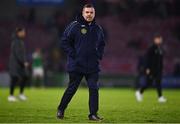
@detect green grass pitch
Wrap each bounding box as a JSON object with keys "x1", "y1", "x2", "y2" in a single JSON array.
[{"x1": 0, "y1": 88, "x2": 180, "y2": 123}]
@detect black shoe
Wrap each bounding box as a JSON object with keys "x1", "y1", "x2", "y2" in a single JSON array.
[
  {"x1": 57, "y1": 110, "x2": 64, "y2": 119},
  {"x1": 89, "y1": 115, "x2": 103, "y2": 121}
]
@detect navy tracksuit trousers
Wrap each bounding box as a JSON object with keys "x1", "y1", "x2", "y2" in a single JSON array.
[{"x1": 58, "y1": 72, "x2": 99, "y2": 116}]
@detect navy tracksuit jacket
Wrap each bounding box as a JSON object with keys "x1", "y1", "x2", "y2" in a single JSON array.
[
  {"x1": 58, "y1": 15, "x2": 106, "y2": 116},
  {"x1": 60, "y1": 15, "x2": 105, "y2": 73}
]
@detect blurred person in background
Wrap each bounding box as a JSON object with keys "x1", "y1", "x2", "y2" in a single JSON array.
[
  {"x1": 135, "y1": 35, "x2": 167, "y2": 103},
  {"x1": 57, "y1": 4, "x2": 106, "y2": 121},
  {"x1": 8, "y1": 27, "x2": 29, "y2": 102},
  {"x1": 32, "y1": 48, "x2": 44, "y2": 87}
]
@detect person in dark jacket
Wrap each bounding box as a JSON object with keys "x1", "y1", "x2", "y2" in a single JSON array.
[
  {"x1": 135, "y1": 35, "x2": 167, "y2": 103},
  {"x1": 57, "y1": 4, "x2": 106, "y2": 121},
  {"x1": 8, "y1": 27, "x2": 29, "y2": 102}
]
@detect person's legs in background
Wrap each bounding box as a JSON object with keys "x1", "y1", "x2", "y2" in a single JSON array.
[
  {"x1": 155, "y1": 77, "x2": 167, "y2": 103},
  {"x1": 135, "y1": 75, "x2": 153, "y2": 102},
  {"x1": 140, "y1": 75, "x2": 153, "y2": 94},
  {"x1": 8, "y1": 76, "x2": 18, "y2": 102},
  {"x1": 19, "y1": 76, "x2": 28, "y2": 101}
]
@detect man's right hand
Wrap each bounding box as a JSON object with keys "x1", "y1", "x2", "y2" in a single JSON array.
[
  {"x1": 24, "y1": 62, "x2": 29, "y2": 68},
  {"x1": 146, "y1": 68, "x2": 150, "y2": 75}
]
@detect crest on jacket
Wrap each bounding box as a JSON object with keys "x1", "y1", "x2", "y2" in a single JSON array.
[{"x1": 81, "y1": 28, "x2": 87, "y2": 34}]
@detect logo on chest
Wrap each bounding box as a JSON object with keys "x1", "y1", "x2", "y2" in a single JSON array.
[{"x1": 81, "y1": 28, "x2": 87, "y2": 35}]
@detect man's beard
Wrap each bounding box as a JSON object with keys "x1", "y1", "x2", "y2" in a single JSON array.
[{"x1": 86, "y1": 17, "x2": 93, "y2": 22}]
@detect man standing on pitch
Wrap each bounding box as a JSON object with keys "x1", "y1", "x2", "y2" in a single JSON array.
[
  {"x1": 57, "y1": 4, "x2": 106, "y2": 121},
  {"x1": 8, "y1": 27, "x2": 29, "y2": 102},
  {"x1": 136, "y1": 35, "x2": 167, "y2": 103}
]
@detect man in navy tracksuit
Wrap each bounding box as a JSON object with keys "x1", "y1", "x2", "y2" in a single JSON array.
[{"x1": 57, "y1": 4, "x2": 106, "y2": 121}]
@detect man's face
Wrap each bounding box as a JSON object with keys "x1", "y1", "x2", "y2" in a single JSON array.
[
  {"x1": 17, "y1": 29, "x2": 26, "y2": 39},
  {"x1": 154, "y1": 37, "x2": 163, "y2": 45},
  {"x1": 82, "y1": 7, "x2": 95, "y2": 22}
]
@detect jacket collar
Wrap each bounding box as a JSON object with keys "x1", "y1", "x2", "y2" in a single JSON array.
[
  {"x1": 76, "y1": 14, "x2": 96, "y2": 26},
  {"x1": 12, "y1": 33, "x2": 24, "y2": 42}
]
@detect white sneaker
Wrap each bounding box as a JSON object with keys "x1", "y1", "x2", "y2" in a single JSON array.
[
  {"x1": 135, "y1": 90, "x2": 143, "y2": 102},
  {"x1": 19, "y1": 94, "x2": 27, "y2": 101},
  {"x1": 8, "y1": 96, "x2": 17, "y2": 102},
  {"x1": 158, "y1": 96, "x2": 167, "y2": 103}
]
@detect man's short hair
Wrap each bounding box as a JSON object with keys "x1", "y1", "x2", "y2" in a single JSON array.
[
  {"x1": 154, "y1": 34, "x2": 162, "y2": 38},
  {"x1": 15, "y1": 27, "x2": 25, "y2": 33},
  {"x1": 83, "y1": 4, "x2": 95, "y2": 10}
]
